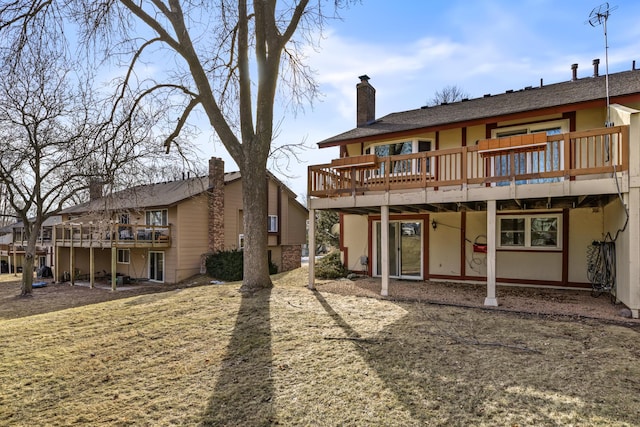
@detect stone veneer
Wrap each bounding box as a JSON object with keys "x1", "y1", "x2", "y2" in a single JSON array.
[
  {"x1": 208, "y1": 157, "x2": 225, "y2": 254},
  {"x1": 280, "y1": 245, "x2": 302, "y2": 272}
]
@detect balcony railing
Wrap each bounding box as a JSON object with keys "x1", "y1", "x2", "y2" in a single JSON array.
[
  {"x1": 54, "y1": 222, "x2": 171, "y2": 248},
  {"x1": 308, "y1": 126, "x2": 628, "y2": 197}
]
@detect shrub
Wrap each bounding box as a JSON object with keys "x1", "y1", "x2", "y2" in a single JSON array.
[
  {"x1": 314, "y1": 250, "x2": 347, "y2": 279},
  {"x1": 206, "y1": 249, "x2": 278, "y2": 281}
]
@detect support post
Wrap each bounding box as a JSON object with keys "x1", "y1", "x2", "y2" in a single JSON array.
[
  {"x1": 53, "y1": 225, "x2": 58, "y2": 283},
  {"x1": 308, "y1": 207, "x2": 315, "y2": 290},
  {"x1": 70, "y1": 229, "x2": 74, "y2": 285},
  {"x1": 89, "y1": 245, "x2": 95, "y2": 289},
  {"x1": 111, "y1": 246, "x2": 117, "y2": 291},
  {"x1": 484, "y1": 200, "x2": 498, "y2": 306},
  {"x1": 12, "y1": 244, "x2": 17, "y2": 277},
  {"x1": 381, "y1": 205, "x2": 389, "y2": 296}
]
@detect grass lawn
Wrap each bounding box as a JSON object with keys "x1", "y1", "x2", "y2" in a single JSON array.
[{"x1": 1, "y1": 267, "x2": 639, "y2": 426}]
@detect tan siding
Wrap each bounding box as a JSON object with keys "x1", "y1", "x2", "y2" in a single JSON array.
[
  {"x1": 175, "y1": 194, "x2": 209, "y2": 282},
  {"x1": 576, "y1": 108, "x2": 606, "y2": 131},
  {"x1": 284, "y1": 199, "x2": 307, "y2": 245}
]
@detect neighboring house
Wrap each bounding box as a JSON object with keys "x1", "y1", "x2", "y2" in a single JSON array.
[
  {"x1": 307, "y1": 61, "x2": 640, "y2": 318},
  {"x1": 0, "y1": 217, "x2": 60, "y2": 274},
  {"x1": 54, "y1": 157, "x2": 307, "y2": 286}
]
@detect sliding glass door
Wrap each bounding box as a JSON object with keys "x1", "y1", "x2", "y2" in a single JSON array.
[{"x1": 374, "y1": 221, "x2": 423, "y2": 279}]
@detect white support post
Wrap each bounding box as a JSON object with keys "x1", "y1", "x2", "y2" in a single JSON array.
[
  {"x1": 89, "y1": 245, "x2": 95, "y2": 289},
  {"x1": 111, "y1": 246, "x2": 117, "y2": 291},
  {"x1": 485, "y1": 200, "x2": 498, "y2": 306},
  {"x1": 70, "y1": 233, "x2": 74, "y2": 286},
  {"x1": 381, "y1": 205, "x2": 389, "y2": 296},
  {"x1": 308, "y1": 208, "x2": 316, "y2": 290}
]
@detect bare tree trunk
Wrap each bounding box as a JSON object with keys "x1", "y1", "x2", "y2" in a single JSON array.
[
  {"x1": 20, "y1": 230, "x2": 38, "y2": 296},
  {"x1": 239, "y1": 163, "x2": 273, "y2": 293}
]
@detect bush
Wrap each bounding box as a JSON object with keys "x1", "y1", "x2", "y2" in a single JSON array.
[
  {"x1": 314, "y1": 250, "x2": 347, "y2": 279},
  {"x1": 206, "y1": 249, "x2": 278, "y2": 281}
]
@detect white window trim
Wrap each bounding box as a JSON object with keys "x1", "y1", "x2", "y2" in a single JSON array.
[
  {"x1": 145, "y1": 209, "x2": 168, "y2": 226},
  {"x1": 238, "y1": 234, "x2": 245, "y2": 249},
  {"x1": 492, "y1": 119, "x2": 569, "y2": 138},
  {"x1": 117, "y1": 248, "x2": 130, "y2": 264},
  {"x1": 497, "y1": 213, "x2": 562, "y2": 250},
  {"x1": 268, "y1": 215, "x2": 278, "y2": 233}
]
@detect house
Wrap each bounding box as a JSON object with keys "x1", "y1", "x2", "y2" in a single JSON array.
[
  {"x1": 307, "y1": 61, "x2": 640, "y2": 318},
  {"x1": 54, "y1": 158, "x2": 307, "y2": 287},
  {"x1": 0, "y1": 217, "x2": 60, "y2": 274}
]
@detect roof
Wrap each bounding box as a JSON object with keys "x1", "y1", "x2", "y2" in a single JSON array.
[
  {"x1": 60, "y1": 170, "x2": 307, "y2": 215},
  {"x1": 318, "y1": 68, "x2": 640, "y2": 147},
  {"x1": 0, "y1": 216, "x2": 62, "y2": 232}
]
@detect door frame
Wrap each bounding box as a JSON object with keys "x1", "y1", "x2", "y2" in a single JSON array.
[
  {"x1": 368, "y1": 214, "x2": 429, "y2": 280},
  {"x1": 148, "y1": 251, "x2": 165, "y2": 283}
]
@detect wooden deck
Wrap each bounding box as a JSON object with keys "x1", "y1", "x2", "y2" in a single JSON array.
[
  {"x1": 54, "y1": 223, "x2": 171, "y2": 248},
  {"x1": 308, "y1": 126, "x2": 628, "y2": 198}
]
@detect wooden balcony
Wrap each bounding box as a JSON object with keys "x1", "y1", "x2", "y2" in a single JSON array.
[
  {"x1": 54, "y1": 223, "x2": 172, "y2": 248},
  {"x1": 308, "y1": 126, "x2": 629, "y2": 198}
]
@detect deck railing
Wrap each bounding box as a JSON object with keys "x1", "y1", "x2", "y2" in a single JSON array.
[
  {"x1": 308, "y1": 126, "x2": 628, "y2": 197},
  {"x1": 54, "y1": 222, "x2": 171, "y2": 247}
]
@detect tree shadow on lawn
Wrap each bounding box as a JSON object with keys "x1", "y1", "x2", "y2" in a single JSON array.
[
  {"x1": 200, "y1": 288, "x2": 274, "y2": 426},
  {"x1": 313, "y1": 290, "x2": 640, "y2": 426}
]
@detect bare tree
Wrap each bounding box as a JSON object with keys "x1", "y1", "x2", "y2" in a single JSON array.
[
  {"x1": 428, "y1": 85, "x2": 470, "y2": 106},
  {"x1": 1, "y1": 0, "x2": 353, "y2": 293},
  {"x1": 0, "y1": 37, "x2": 176, "y2": 295}
]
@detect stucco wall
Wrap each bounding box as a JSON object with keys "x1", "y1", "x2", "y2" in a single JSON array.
[
  {"x1": 429, "y1": 213, "x2": 461, "y2": 276},
  {"x1": 341, "y1": 214, "x2": 369, "y2": 272}
]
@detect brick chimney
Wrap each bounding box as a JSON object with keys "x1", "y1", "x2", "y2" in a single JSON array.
[
  {"x1": 593, "y1": 58, "x2": 600, "y2": 77},
  {"x1": 357, "y1": 75, "x2": 375, "y2": 127},
  {"x1": 89, "y1": 179, "x2": 102, "y2": 201},
  {"x1": 571, "y1": 63, "x2": 578, "y2": 81},
  {"x1": 208, "y1": 157, "x2": 225, "y2": 253}
]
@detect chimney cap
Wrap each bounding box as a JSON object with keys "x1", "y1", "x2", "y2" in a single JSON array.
[
  {"x1": 571, "y1": 63, "x2": 578, "y2": 69},
  {"x1": 358, "y1": 75, "x2": 370, "y2": 82},
  {"x1": 593, "y1": 58, "x2": 600, "y2": 64}
]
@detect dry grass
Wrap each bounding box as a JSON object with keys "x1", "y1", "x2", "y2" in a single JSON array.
[{"x1": 1, "y1": 268, "x2": 640, "y2": 426}]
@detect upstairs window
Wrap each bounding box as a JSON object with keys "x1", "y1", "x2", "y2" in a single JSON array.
[
  {"x1": 146, "y1": 209, "x2": 168, "y2": 226},
  {"x1": 268, "y1": 215, "x2": 278, "y2": 233}
]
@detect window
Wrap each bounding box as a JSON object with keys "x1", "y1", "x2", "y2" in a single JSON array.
[
  {"x1": 491, "y1": 120, "x2": 567, "y2": 184},
  {"x1": 117, "y1": 249, "x2": 130, "y2": 264},
  {"x1": 146, "y1": 209, "x2": 168, "y2": 226},
  {"x1": 268, "y1": 215, "x2": 278, "y2": 232},
  {"x1": 365, "y1": 139, "x2": 432, "y2": 176},
  {"x1": 498, "y1": 214, "x2": 560, "y2": 249},
  {"x1": 119, "y1": 213, "x2": 130, "y2": 224},
  {"x1": 238, "y1": 234, "x2": 245, "y2": 249}
]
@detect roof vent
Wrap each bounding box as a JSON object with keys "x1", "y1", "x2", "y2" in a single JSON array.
[
  {"x1": 420, "y1": 105, "x2": 429, "y2": 109},
  {"x1": 440, "y1": 101, "x2": 448, "y2": 105},
  {"x1": 506, "y1": 89, "x2": 514, "y2": 93},
  {"x1": 483, "y1": 94, "x2": 491, "y2": 98},
  {"x1": 524, "y1": 86, "x2": 533, "y2": 90}
]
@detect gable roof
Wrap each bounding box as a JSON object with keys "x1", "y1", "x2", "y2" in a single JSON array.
[
  {"x1": 318, "y1": 68, "x2": 640, "y2": 147},
  {"x1": 60, "y1": 170, "x2": 307, "y2": 215}
]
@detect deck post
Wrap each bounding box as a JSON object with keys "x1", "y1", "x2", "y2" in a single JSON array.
[
  {"x1": 111, "y1": 246, "x2": 117, "y2": 291},
  {"x1": 484, "y1": 200, "x2": 498, "y2": 306},
  {"x1": 70, "y1": 231, "x2": 74, "y2": 285},
  {"x1": 381, "y1": 204, "x2": 389, "y2": 296},
  {"x1": 308, "y1": 207, "x2": 315, "y2": 290},
  {"x1": 89, "y1": 245, "x2": 95, "y2": 289}
]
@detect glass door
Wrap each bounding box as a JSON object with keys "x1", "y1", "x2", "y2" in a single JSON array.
[
  {"x1": 375, "y1": 221, "x2": 422, "y2": 279},
  {"x1": 149, "y1": 251, "x2": 164, "y2": 282}
]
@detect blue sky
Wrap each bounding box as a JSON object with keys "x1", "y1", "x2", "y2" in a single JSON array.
[{"x1": 200, "y1": 0, "x2": 640, "y2": 200}]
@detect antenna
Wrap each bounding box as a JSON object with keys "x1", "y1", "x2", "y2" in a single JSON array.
[{"x1": 588, "y1": 3, "x2": 617, "y2": 127}]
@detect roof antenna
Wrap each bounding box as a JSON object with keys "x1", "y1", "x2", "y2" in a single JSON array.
[{"x1": 588, "y1": 2, "x2": 617, "y2": 127}]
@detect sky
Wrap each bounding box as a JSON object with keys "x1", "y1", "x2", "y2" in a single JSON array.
[{"x1": 199, "y1": 0, "x2": 640, "y2": 202}]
